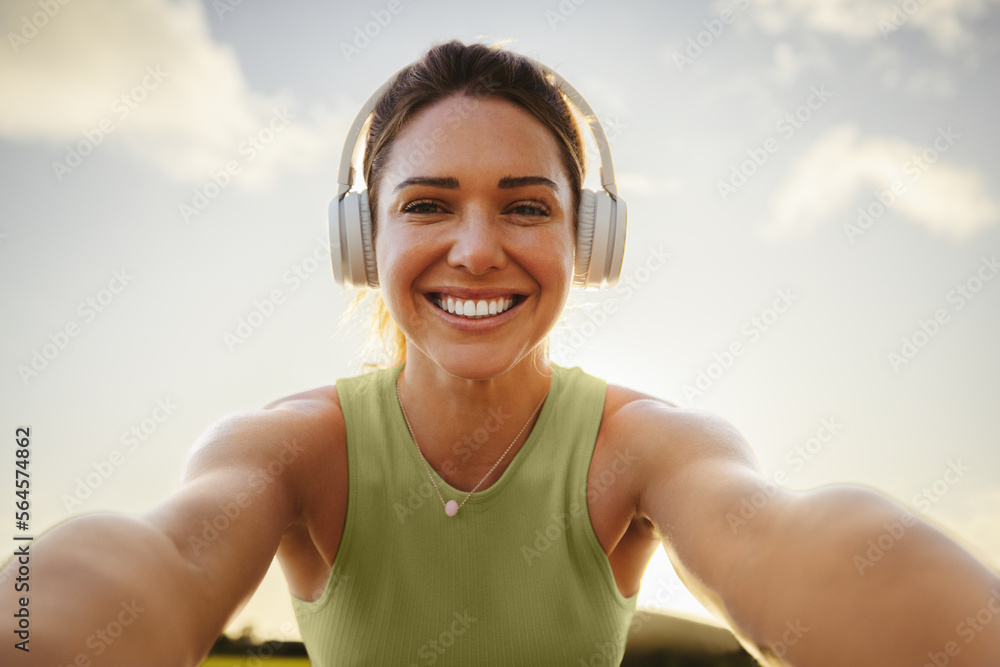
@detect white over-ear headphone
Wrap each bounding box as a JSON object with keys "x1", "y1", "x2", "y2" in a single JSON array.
[{"x1": 330, "y1": 54, "x2": 626, "y2": 290}]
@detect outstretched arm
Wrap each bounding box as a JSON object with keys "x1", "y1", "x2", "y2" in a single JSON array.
[
  {"x1": 627, "y1": 399, "x2": 1000, "y2": 665},
  {"x1": 0, "y1": 398, "x2": 325, "y2": 667}
]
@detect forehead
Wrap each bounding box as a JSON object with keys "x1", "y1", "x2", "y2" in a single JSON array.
[{"x1": 380, "y1": 94, "x2": 570, "y2": 190}]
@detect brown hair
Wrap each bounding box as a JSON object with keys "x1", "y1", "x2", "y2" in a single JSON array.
[{"x1": 354, "y1": 39, "x2": 587, "y2": 367}]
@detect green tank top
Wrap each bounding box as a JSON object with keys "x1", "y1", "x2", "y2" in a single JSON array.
[{"x1": 291, "y1": 363, "x2": 638, "y2": 666}]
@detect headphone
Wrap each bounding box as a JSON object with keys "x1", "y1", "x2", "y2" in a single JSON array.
[{"x1": 329, "y1": 54, "x2": 626, "y2": 290}]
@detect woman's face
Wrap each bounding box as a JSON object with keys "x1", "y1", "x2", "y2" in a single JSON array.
[{"x1": 374, "y1": 94, "x2": 576, "y2": 380}]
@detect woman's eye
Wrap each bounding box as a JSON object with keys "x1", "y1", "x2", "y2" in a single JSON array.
[
  {"x1": 402, "y1": 199, "x2": 442, "y2": 214},
  {"x1": 509, "y1": 202, "x2": 550, "y2": 217}
]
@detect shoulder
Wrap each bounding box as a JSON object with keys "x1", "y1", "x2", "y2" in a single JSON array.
[
  {"x1": 262, "y1": 383, "x2": 343, "y2": 421},
  {"x1": 185, "y1": 366, "x2": 400, "y2": 484},
  {"x1": 183, "y1": 384, "x2": 347, "y2": 501},
  {"x1": 602, "y1": 383, "x2": 757, "y2": 470}
]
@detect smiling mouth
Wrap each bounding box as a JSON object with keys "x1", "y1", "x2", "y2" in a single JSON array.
[{"x1": 430, "y1": 293, "x2": 524, "y2": 319}]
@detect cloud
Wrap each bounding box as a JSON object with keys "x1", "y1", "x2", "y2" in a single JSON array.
[
  {"x1": 746, "y1": 0, "x2": 998, "y2": 53},
  {"x1": 764, "y1": 124, "x2": 998, "y2": 241},
  {"x1": 0, "y1": 0, "x2": 345, "y2": 186}
]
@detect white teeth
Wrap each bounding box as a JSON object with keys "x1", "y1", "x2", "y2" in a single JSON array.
[{"x1": 434, "y1": 294, "x2": 517, "y2": 319}]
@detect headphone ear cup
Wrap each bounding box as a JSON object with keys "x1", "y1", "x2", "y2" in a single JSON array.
[
  {"x1": 358, "y1": 190, "x2": 378, "y2": 288},
  {"x1": 604, "y1": 192, "x2": 626, "y2": 287},
  {"x1": 574, "y1": 189, "x2": 597, "y2": 287},
  {"x1": 575, "y1": 189, "x2": 627, "y2": 288},
  {"x1": 328, "y1": 195, "x2": 347, "y2": 287},
  {"x1": 333, "y1": 190, "x2": 370, "y2": 289}
]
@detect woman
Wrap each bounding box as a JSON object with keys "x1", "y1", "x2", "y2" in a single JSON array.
[{"x1": 3, "y1": 40, "x2": 999, "y2": 667}]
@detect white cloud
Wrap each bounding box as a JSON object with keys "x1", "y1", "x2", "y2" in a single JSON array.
[
  {"x1": 747, "y1": 0, "x2": 998, "y2": 53},
  {"x1": 0, "y1": 0, "x2": 345, "y2": 186},
  {"x1": 764, "y1": 124, "x2": 998, "y2": 241}
]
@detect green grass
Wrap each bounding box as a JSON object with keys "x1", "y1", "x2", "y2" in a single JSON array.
[{"x1": 200, "y1": 658, "x2": 309, "y2": 667}]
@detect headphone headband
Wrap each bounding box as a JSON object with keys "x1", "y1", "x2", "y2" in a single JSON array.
[{"x1": 335, "y1": 55, "x2": 619, "y2": 200}]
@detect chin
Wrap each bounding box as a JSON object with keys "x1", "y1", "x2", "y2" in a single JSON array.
[{"x1": 413, "y1": 338, "x2": 544, "y2": 382}]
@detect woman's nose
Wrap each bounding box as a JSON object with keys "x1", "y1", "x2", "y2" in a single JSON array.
[{"x1": 446, "y1": 210, "x2": 507, "y2": 275}]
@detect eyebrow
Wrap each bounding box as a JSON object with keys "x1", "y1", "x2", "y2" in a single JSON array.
[
  {"x1": 393, "y1": 176, "x2": 459, "y2": 193},
  {"x1": 498, "y1": 175, "x2": 559, "y2": 191},
  {"x1": 393, "y1": 175, "x2": 559, "y2": 193}
]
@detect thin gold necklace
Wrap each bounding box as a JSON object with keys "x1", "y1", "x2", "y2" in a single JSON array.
[{"x1": 395, "y1": 376, "x2": 547, "y2": 517}]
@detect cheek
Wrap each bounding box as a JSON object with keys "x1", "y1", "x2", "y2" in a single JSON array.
[
  {"x1": 555, "y1": 224, "x2": 578, "y2": 275},
  {"x1": 373, "y1": 223, "x2": 407, "y2": 300},
  {"x1": 376, "y1": 238, "x2": 414, "y2": 299},
  {"x1": 523, "y1": 226, "x2": 575, "y2": 295}
]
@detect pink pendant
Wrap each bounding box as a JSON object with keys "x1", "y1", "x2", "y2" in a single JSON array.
[{"x1": 445, "y1": 500, "x2": 459, "y2": 517}]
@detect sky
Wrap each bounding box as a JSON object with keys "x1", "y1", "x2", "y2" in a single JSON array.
[{"x1": 1, "y1": 0, "x2": 999, "y2": 643}]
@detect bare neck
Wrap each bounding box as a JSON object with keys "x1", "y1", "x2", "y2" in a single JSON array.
[{"x1": 395, "y1": 347, "x2": 553, "y2": 487}]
